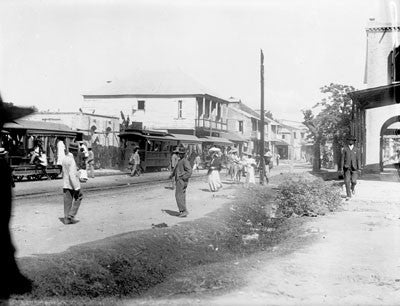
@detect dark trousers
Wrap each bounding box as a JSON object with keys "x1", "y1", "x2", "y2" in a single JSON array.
[
  {"x1": 175, "y1": 179, "x2": 188, "y2": 212},
  {"x1": 63, "y1": 189, "x2": 83, "y2": 219},
  {"x1": 344, "y1": 168, "x2": 358, "y2": 197}
]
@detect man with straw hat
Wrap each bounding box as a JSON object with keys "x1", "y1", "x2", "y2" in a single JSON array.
[
  {"x1": 169, "y1": 146, "x2": 192, "y2": 217},
  {"x1": 0, "y1": 96, "x2": 34, "y2": 302},
  {"x1": 340, "y1": 135, "x2": 361, "y2": 201}
]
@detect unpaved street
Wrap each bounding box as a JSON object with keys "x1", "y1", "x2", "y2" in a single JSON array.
[
  {"x1": 124, "y1": 177, "x2": 400, "y2": 306},
  {"x1": 11, "y1": 175, "x2": 236, "y2": 257}
]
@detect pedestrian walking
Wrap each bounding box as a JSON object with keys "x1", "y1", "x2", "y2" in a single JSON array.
[
  {"x1": 208, "y1": 151, "x2": 223, "y2": 192},
  {"x1": 193, "y1": 154, "x2": 201, "y2": 172},
  {"x1": 170, "y1": 149, "x2": 179, "y2": 189},
  {"x1": 245, "y1": 153, "x2": 256, "y2": 185},
  {"x1": 0, "y1": 98, "x2": 33, "y2": 303},
  {"x1": 276, "y1": 153, "x2": 280, "y2": 166},
  {"x1": 56, "y1": 137, "x2": 66, "y2": 165},
  {"x1": 264, "y1": 149, "x2": 273, "y2": 184},
  {"x1": 62, "y1": 144, "x2": 83, "y2": 224},
  {"x1": 129, "y1": 147, "x2": 141, "y2": 177},
  {"x1": 169, "y1": 146, "x2": 192, "y2": 217},
  {"x1": 340, "y1": 136, "x2": 361, "y2": 201},
  {"x1": 87, "y1": 147, "x2": 95, "y2": 178}
]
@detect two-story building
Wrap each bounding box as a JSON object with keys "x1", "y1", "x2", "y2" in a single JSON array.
[
  {"x1": 275, "y1": 119, "x2": 311, "y2": 160},
  {"x1": 82, "y1": 70, "x2": 233, "y2": 148},
  {"x1": 225, "y1": 98, "x2": 260, "y2": 154}
]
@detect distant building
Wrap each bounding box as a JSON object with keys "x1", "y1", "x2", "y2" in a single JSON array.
[
  {"x1": 349, "y1": 19, "x2": 400, "y2": 172},
  {"x1": 26, "y1": 112, "x2": 119, "y2": 147},
  {"x1": 82, "y1": 70, "x2": 232, "y2": 146},
  {"x1": 276, "y1": 119, "x2": 311, "y2": 161}
]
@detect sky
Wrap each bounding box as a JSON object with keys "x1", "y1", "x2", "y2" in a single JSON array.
[{"x1": 0, "y1": 0, "x2": 394, "y2": 121}]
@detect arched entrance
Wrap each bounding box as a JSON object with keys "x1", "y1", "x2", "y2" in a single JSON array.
[{"x1": 380, "y1": 115, "x2": 400, "y2": 171}]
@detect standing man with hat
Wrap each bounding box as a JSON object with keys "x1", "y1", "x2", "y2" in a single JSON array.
[
  {"x1": 169, "y1": 146, "x2": 192, "y2": 217},
  {"x1": 340, "y1": 136, "x2": 361, "y2": 201},
  {"x1": 0, "y1": 97, "x2": 33, "y2": 302}
]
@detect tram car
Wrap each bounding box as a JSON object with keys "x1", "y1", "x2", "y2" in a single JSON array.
[
  {"x1": 119, "y1": 129, "x2": 178, "y2": 171},
  {"x1": 119, "y1": 129, "x2": 204, "y2": 171},
  {"x1": 1, "y1": 119, "x2": 82, "y2": 181}
]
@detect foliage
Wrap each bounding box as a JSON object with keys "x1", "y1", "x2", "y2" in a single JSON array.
[
  {"x1": 275, "y1": 173, "x2": 342, "y2": 217},
  {"x1": 303, "y1": 83, "x2": 356, "y2": 169}
]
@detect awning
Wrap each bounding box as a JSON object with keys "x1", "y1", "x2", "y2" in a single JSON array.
[
  {"x1": 170, "y1": 134, "x2": 202, "y2": 143},
  {"x1": 119, "y1": 131, "x2": 177, "y2": 141},
  {"x1": 273, "y1": 139, "x2": 290, "y2": 146},
  {"x1": 349, "y1": 83, "x2": 400, "y2": 110},
  {"x1": 219, "y1": 132, "x2": 248, "y2": 143},
  {"x1": 200, "y1": 136, "x2": 233, "y2": 145}
]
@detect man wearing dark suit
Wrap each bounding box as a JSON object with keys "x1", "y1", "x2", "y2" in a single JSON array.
[
  {"x1": 340, "y1": 136, "x2": 361, "y2": 200},
  {"x1": 169, "y1": 146, "x2": 192, "y2": 217}
]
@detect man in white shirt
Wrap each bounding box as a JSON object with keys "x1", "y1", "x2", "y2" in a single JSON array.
[{"x1": 62, "y1": 144, "x2": 83, "y2": 224}]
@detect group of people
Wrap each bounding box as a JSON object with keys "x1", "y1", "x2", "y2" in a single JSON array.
[{"x1": 227, "y1": 149, "x2": 274, "y2": 185}]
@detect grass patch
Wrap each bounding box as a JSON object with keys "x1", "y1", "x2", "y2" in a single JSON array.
[{"x1": 13, "y1": 172, "x2": 341, "y2": 302}]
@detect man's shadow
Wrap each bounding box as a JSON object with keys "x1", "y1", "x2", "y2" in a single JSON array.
[{"x1": 161, "y1": 209, "x2": 180, "y2": 217}]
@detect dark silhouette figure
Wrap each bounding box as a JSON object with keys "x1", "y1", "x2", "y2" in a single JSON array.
[{"x1": 0, "y1": 97, "x2": 34, "y2": 301}]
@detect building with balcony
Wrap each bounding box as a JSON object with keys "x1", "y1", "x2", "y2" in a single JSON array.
[{"x1": 82, "y1": 70, "x2": 230, "y2": 145}]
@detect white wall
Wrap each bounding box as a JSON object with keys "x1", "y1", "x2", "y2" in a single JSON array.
[
  {"x1": 83, "y1": 96, "x2": 197, "y2": 130},
  {"x1": 366, "y1": 25, "x2": 400, "y2": 87}
]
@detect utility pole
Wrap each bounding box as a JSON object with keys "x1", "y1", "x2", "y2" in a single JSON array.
[{"x1": 260, "y1": 49, "x2": 265, "y2": 185}]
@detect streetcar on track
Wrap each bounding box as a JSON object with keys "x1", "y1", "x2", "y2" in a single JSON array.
[
  {"x1": 119, "y1": 129, "x2": 203, "y2": 171},
  {"x1": 1, "y1": 119, "x2": 82, "y2": 181}
]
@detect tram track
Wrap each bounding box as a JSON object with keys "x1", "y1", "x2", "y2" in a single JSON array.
[{"x1": 14, "y1": 173, "x2": 207, "y2": 200}]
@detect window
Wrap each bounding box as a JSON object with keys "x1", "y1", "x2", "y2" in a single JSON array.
[
  {"x1": 293, "y1": 132, "x2": 297, "y2": 139},
  {"x1": 301, "y1": 132, "x2": 305, "y2": 139},
  {"x1": 138, "y1": 100, "x2": 145, "y2": 110},
  {"x1": 282, "y1": 134, "x2": 286, "y2": 139},
  {"x1": 178, "y1": 100, "x2": 183, "y2": 118},
  {"x1": 238, "y1": 121, "x2": 243, "y2": 133}
]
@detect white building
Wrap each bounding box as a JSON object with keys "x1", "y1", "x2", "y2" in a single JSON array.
[
  {"x1": 26, "y1": 111, "x2": 120, "y2": 147},
  {"x1": 82, "y1": 70, "x2": 231, "y2": 144}
]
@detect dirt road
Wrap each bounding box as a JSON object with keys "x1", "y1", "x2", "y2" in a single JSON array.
[
  {"x1": 124, "y1": 178, "x2": 400, "y2": 305},
  {"x1": 11, "y1": 176, "x2": 236, "y2": 257}
]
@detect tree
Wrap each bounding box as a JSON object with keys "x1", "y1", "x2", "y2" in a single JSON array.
[{"x1": 303, "y1": 83, "x2": 356, "y2": 171}]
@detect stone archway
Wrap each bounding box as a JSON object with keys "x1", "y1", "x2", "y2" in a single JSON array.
[{"x1": 380, "y1": 115, "x2": 400, "y2": 171}]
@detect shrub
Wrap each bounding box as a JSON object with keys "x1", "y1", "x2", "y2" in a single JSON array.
[{"x1": 275, "y1": 173, "x2": 342, "y2": 217}]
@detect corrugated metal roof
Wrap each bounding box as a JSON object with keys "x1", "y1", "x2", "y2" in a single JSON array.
[
  {"x1": 83, "y1": 69, "x2": 225, "y2": 100},
  {"x1": 4, "y1": 119, "x2": 74, "y2": 132},
  {"x1": 220, "y1": 132, "x2": 248, "y2": 142},
  {"x1": 170, "y1": 134, "x2": 202, "y2": 143},
  {"x1": 200, "y1": 136, "x2": 233, "y2": 145}
]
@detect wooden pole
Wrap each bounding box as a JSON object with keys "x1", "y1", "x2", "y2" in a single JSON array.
[{"x1": 260, "y1": 49, "x2": 265, "y2": 185}]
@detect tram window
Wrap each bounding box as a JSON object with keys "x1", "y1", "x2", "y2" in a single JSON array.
[
  {"x1": 162, "y1": 142, "x2": 169, "y2": 151},
  {"x1": 147, "y1": 140, "x2": 154, "y2": 151},
  {"x1": 154, "y1": 141, "x2": 162, "y2": 151}
]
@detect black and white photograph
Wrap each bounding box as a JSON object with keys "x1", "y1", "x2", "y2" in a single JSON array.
[{"x1": 1, "y1": 0, "x2": 399, "y2": 305}]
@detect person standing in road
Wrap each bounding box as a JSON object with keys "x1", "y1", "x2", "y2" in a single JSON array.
[
  {"x1": 129, "y1": 147, "x2": 141, "y2": 177},
  {"x1": 87, "y1": 147, "x2": 95, "y2": 179},
  {"x1": 169, "y1": 146, "x2": 192, "y2": 217},
  {"x1": 208, "y1": 151, "x2": 223, "y2": 192},
  {"x1": 264, "y1": 149, "x2": 273, "y2": 184},
  {"x1": 62, "y1": 144, "x2": 83, "y2": 224},
  {"x1": 340, "y1": 136, "x2": 361, "y2": 201},
  {"x1": 275, "y1": 153, "x2": 280, "y2": 166},
  {"x1": 0, "y1": 98, "x2": 33, "y2": 303},
  {"x1": 170, "y1": 149, "x2": 179, "y2": 189}
]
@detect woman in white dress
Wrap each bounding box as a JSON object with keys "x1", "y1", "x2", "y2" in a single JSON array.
[
  {"x1": 56, "y1": 138, "x2": 66, "y2": 165},
  {"x1": 208, "y1": 152, "x2": 223, "y2": 192},
  {"x1": 245, "y1": 154, "x2": 256, "y2": 185}
]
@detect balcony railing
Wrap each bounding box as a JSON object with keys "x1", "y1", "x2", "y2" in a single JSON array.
[{"x1": 195, "y1": 118, "x2": 227, "y2": 131}]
